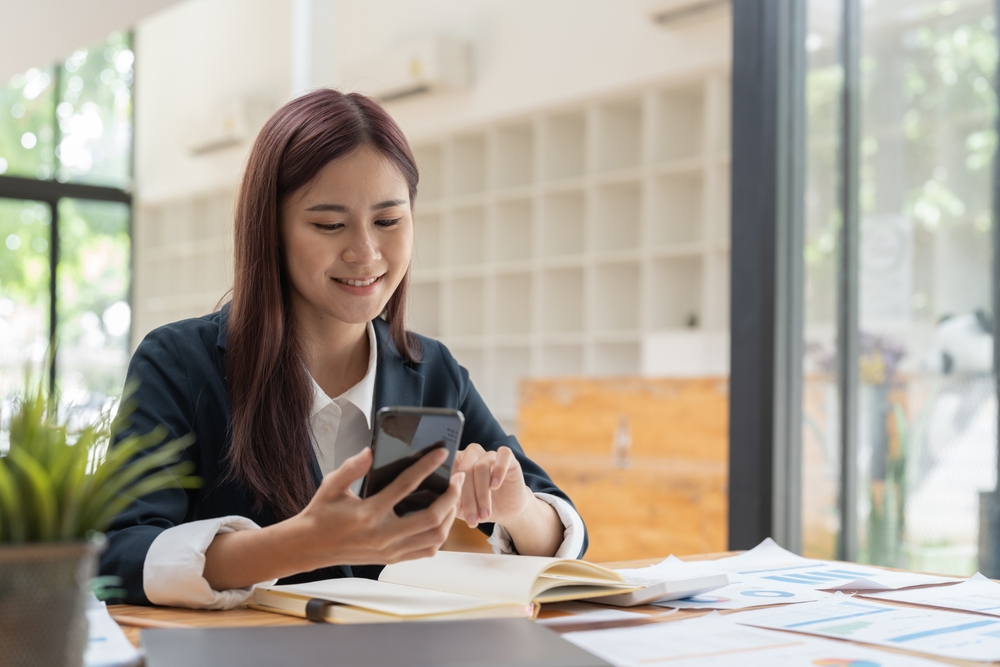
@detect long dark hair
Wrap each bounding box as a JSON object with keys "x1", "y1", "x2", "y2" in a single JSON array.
[{"x1": 226, "y1": 90, "x2": 420, "y2": 519}]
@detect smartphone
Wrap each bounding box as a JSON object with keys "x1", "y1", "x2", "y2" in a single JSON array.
[{"x1": 361, "y1": 406, "x2": 465, "y2": 516}]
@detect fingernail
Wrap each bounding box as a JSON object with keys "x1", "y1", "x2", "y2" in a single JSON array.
[
  {"x1": 454, "y1": 472, "x2": 466, "y2": 485},
  {"x1": 490, "y1": 476, "x2": 500, "y2": 489},
  {"x1": 467, "y1": 514, "x2": 477, "y2": 525}
]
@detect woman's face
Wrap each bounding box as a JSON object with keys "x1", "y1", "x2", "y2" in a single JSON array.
[{"x1": 280, "y1": 144, "x2": 413, "y2": 329}]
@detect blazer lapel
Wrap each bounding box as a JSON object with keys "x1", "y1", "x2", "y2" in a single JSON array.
[{"x1": 372, "y1": 318, "x2": 425, "y2": 410}]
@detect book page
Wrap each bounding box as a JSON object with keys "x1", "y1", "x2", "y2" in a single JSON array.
[
  {"x1": 379, "y1": 551, "x2": 625, "y2": 604},
  {"x1": 262, "y1": 577, "x2": 523, "y2": 617}
]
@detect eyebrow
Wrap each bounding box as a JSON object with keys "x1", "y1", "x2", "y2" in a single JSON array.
[{"x1": 304, "y1": 199, "x2": 407, "y2": 212}]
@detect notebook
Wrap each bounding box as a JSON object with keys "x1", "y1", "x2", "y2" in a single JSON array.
[
  {"x1": 251, "y1": 551, "x2": 642, "y2": 623},
  {"x1": 141, "y1": 619, "x2": 613, "y2": 667}
]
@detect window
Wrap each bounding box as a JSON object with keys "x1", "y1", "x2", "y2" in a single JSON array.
[
  {"x1": 0, "y1": 32, "x2": 133, "y2": 442},
  {"x1": 802, "y1": 0, "x2": 998, "y2": 574}
]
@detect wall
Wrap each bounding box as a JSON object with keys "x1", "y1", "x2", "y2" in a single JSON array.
[
  {"x1": 134, "y1": 0, "x2": 291, "y2": 203},
  {"x1": 130, "y1": 0, "x2": 731, "y2": 347},
  {"x1": 131, "y1": 0, "x2": 290, "y2": 338},
  {"x1": 338, "y1": 1, "x2": 732, "y2": 142}
]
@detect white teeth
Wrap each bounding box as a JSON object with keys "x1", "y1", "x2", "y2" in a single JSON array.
[{"x1": 336, "y1": 277, "x2": 378, "y2": 287}]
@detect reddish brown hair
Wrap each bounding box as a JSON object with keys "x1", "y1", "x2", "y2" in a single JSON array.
[{"x1": 226, "y1": 90, "x2": 420, "y2": 519}]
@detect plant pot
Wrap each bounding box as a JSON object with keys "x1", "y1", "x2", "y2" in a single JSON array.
[{"x1": 0, "y1": 538, "x2": 103, "y2": 667}]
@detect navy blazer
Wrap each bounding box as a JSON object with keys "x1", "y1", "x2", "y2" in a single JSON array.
[{"x1": 99, "y1": 306, "x2": 587, "y2": 604}]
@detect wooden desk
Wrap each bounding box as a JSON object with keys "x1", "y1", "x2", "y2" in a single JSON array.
[{"x1": 108, "y1": 552, "x2": 993, "y2": 666}]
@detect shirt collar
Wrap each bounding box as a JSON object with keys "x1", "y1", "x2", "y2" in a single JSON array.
[{"x1": 308, "y1": 321, "x2": 378, "y2": 427}]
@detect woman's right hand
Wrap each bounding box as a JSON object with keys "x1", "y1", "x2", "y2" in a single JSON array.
[
  {"x1": 203, "y1": 447, "x2": 462, "y2": 591},
  {"x1": 291, "y1": 447, "x2": 465, "y2": 570}
]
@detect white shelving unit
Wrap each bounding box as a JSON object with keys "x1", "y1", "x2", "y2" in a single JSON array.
[{"x1": 407, "y1": 71, "x2": 731, "y2": 430}]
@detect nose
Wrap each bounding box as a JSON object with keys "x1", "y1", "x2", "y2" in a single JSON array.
[{"x1": 343, "y1": 226, "x2": 381, "y2": 265}]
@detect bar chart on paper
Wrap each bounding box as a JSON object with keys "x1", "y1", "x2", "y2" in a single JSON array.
[
  {"x1": 736, "y1": 595, "x2": 1000, "y2": 662},
  {"x1": 563, "y1": 613, "x2": 942, "y2": 666},
  {"x1": 710, "y1": 539, "x2": 958, "y2": 591}
]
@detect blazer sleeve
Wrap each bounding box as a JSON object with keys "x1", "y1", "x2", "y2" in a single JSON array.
[
  {"x1": 440, "y1": 347, "x2": 590, "y2": 557},
  {"x1": 99, "y1": 326, "x2": 201, "y2": 605}
]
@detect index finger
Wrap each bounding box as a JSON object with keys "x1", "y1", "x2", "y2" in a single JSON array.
[
  {"x1": 370, "y1": 447, "x2": 449, "y2": 511},
  {"x1": 490, "y1": 446, "x2": 517, "y2": 489}
]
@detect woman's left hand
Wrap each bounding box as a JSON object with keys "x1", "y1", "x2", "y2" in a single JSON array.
[{"x1": 452, "y1": 444, "x2": 533, "y2": 528}]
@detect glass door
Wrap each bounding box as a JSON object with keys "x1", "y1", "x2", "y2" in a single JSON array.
[{"x1": 801, "y1": 0, "x2": 998, "y2": 575}]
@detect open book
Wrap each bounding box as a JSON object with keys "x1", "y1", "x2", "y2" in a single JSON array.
[{"x1": 251, "y1": 551, "x2": 642, "y2": 624}]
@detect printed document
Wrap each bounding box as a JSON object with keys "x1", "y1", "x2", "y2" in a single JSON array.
[
  {"x1": 536, "y1": 602, "x2": 656, "y2": 626},
  {"x1": 865, "y1": 572, "x2": 1000, "y2": 615},
  {"x1": 85, "y1": 596, "x2": 141, "y2": 667},
  {"x1": 617, "y1": 555, "x2": 830, "y2": 610},
  {"x1": 710, "y1": 538, "x2": 958, "y2": 591},
  {"x1": 563, "y1": 611, "x2": 941, "y2": 666},
  {"x1": 736, "y1": 593, "x2": 1000, "y2": 662}
]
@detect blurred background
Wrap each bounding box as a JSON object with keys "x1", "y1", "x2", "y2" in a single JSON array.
[{"x1": 1, "y1": 0, "x2": 998, "y2": 573}]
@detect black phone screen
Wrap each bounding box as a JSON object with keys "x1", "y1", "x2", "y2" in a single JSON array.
[{"x1": 363, "y1": 408, "x2": 464, "y2": 515}]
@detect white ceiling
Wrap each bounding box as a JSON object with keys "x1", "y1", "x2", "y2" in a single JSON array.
[{"x1": 0, "y1": 0, "x2": 187, "y2": 83}]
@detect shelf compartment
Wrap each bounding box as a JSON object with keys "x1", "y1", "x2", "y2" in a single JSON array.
[
  {"x1": 596, "y1": 99, "x2": 642, "y2": 172},
  {"x1": 413, "y1": 211, "x2": 441, "y2": 271},
  {"x1": 449, "y1": 277, "x2": 485, "y2": 336},
  {"x1": 496, "y1": 199, "x2": 533, "y2": 262},
  {"x1": 542, "y1": 190, "x2": 585, "y2": 257},
  {"x1": 414, "y1": 144, "x2": 443, "y2": 201},
  {"x1": 704, "y1": 250, "x2": 730, "y2": 329},
  {"x1": 542, "y1": 112, "x2": 586, "y2": 180},
  {"x1": 714, "y1": 166, "x2": 731, "y2": 244},
  {"x1": 494, "y1": 346, "x2": 531, "y2": 414},
  {"x1": 496, "y1": 124, "x2": 534, "y2": 188},
  {"x1": 542, "y1": 268, "x2": 584, "y2": 333},
  {"x1": 593, "y1": 262, "x2": 640, "y2": 332},
  {"x1": 654, "y1": 85, "x2": 704, "y2": 163},
  {"x1": 495, "y1": 271, "x2": 532, "y2": 335},
  {"x1": 449, "y1": 206, "x2": 485, "y2": 267},
  {"x1": 451, "y1": 134, "x2": 487, "y2": 196},
  {"x1": 408, "y1": 281, "x2": 440, "y2": 337},
  {"x1": 594, "y1": 342, "x2": 640, "y2": 376},
  {"x1": 541, "y1": 344, "x2": 583, "y2": 376},
  {"x1": 706, "y1": 76, "x2": 731, "y2": 156},
  {"x1": 650, "y1": 257, "x2": 703, "y2": 330},
  {"x1": 594, "y1": 181, "x2": 641, "y2": 252},
  {"x1": 650, "y1": 172, "x2": 703, "y2": 246}
]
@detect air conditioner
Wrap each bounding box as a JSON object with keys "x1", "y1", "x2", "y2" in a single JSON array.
[
  {"x1": 644, "y1": 0, "x2": 730, "y2": 27},
  {"x1": 187, "y1": 98, "x2": 274, "y2": 156},
  {"x1": 343, "y1": 37, "x2": 472, "y2": 102}
]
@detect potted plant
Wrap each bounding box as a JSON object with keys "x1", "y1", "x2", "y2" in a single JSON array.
[{"x1": 0, "y1": 380, "x2": 198, "y2": 667}]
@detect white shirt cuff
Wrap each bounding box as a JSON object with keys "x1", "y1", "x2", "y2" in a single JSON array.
[
  {"x1": 487, "y1": 493, "x2": 586, "y2": 559},
  {"x1": 143, "y1": 516, "x2": 278, "y2": 610}
]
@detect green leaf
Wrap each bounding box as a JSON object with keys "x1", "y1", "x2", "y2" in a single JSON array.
[
  {"x1": 6, "y1": 448, "x2": 57, "y2": 541},
  {"x1": 2, "y1": 371, "x2": 200, "y2": 544},
  {"x1": 0, "y1": 458, "x2": 25, "y2": 543},
  {"x1": 90, "y1": 461, "x2": 201, "y2": 533},
  {"x1": 78, "y1": 433, "x2": 195, "y2": 530}
]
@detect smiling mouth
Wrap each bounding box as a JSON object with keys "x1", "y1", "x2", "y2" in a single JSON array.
[{"x1": 333, "y1": 276, "x2": 381, "y2": 287}]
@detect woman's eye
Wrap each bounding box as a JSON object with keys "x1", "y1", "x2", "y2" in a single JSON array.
[
  {"x1": 312, "y1": 222, "x2": 343, "y2": 231},
  {"x1": 375, "y1": 217, "x2": 402, "y2": 227}
]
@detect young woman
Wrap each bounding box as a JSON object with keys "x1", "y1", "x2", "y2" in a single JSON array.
[{"x1": 100, "y1": 89, "x2": 587, "y2": 608}]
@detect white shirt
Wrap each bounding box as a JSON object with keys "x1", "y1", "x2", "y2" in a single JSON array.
[{"x1": 142, "y1": 322, "x2": 586, "y2": 609}]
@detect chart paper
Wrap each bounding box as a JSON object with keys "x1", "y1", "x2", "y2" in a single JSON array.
[
  {"x1": 564, "y1": 612, "x2": 941, "y2": 666},
  {"x1": 737, "y1": 594, "x2": 1000, "y2": 662},
  {"x1": 710, "y1": 539, "x2": 958, "y2": 591},
  {"x1": 864, "y1": 572, "x2": 1000, "y2": 615}
]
